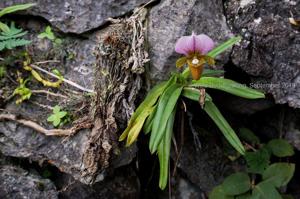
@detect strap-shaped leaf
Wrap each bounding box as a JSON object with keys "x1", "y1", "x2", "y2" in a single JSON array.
[
  {"x1": 207, "y1": 36, "x2": 242, "y2": 58},
  {"x1": 119, "y1": 82, "x2": 166, "y2": 141},
  {"x1": 182, "y1": 36, "x2": 241, "y2": 78},
  {"x1": 204, "y1": 98, "x2": 245, "y2": 155},
  {"x1": 119, "y1": 75, "x2": 176, "y2": 142},
  {"x1": 125, "y1": 106, "x2": 155, "y2": 146},
  {"x1": 202, "y1": 69, "x2": 224, "y2": 77},
  {"x1": 149, "y1": 84, "x2": 183, "y2": 153},
  {"x1": 181, "y1": 87, "x2": 212, "y2": 102},
  {"x1": 0, "y1": 3, "x2": 36, "y2": 18},
  {"x1": 190, "y1": 77, "x2": 265, "y2": 99},
  {"x1": 157, "y1": 108, "x2": 176, "y2": 190},
  {"x1": 143, "y1": 104, "x2": 157, "y2": 135}
]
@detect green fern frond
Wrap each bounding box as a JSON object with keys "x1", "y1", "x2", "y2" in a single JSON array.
[
  {"x1": 0, "y1": 22, "x2": 31, "y2": 51},
  {"x1": 0, "y1": 39, "x2": 31, "y2": 50}
]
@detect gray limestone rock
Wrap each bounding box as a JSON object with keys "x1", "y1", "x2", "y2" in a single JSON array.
[
  {"x1": 0, "y1": 0, "x2": 148, "y2": 33},
  {"x1": 0, "y1": 165, "x2": 58, "y2": 199},
  {"x1": 147, "y1": 0, "x2": 233, "y2": 82},
  {"x1": 0, "y1": 17, "x2": 139, "y2": 184},
  {"x1": 225, "y1": 0, "x2": 300, "y2": 108}
]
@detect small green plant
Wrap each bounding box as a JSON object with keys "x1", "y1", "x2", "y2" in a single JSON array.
[
  {"x1": 0, "y1": 22, "x2": 31, "y2": 51},
  {"x1": 47, "y1": 105, "x2": 69, "y2": 127},
  {"x1": 13, "y1": 77, "x2": 32, "y2": 104},
  {"x1": 120, "y1": 34, "x2": 265, "y2": 189},
  {"x1": 0, "y1": 3, "x2": 35, "y2": 51},
  {"x1": 38, "y1": 26, "x2": 62, "y2": 45},
  {"x1": 209, "y1": 129, "x2": 295, "y2": 199}
]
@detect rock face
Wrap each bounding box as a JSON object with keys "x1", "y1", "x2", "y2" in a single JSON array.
[
  {"x1": 0, "y1": 16, "x2": 140, "y2": 184},
  {"x1": 0, "y1": 165, "x2": 58, "y2": 199},
  {"x1": 0, "y1": 0, "x2": 300, "y2": 198},
  {"x1": 172, "y1": 129, "x2": 243, "y2": 193},
  {"x1": 0, "y1": 0, "x2": 148, "y2": 33},
  {"x1": 148, "y1": 0, "x2": 233, "y2": 82},
  {"x1": 225, "y1": 0, "x2": 300, "y2": 108},
  {"x1": 58, "y1": 167, "x2": 140, "y2": 199}
]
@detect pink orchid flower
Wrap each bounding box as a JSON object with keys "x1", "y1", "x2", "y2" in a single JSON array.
[{"x1": 175, "y1": 33, "x2": 215, "y2": 80}]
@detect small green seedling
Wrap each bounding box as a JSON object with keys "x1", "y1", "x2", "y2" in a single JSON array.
[
  {"x1": 0, "y1": 22, "x2": 31, "y2": 51},
  {"x1": 47, "y1": 105, "x2": 68, "y2": 127},
  {"x1": 13, "y1": 77, "x2": 32, "y2": 104},
  {"x1": 0, "y1": 3, "x2": 35, "y2": 51},
  {"x1": 38, "y1": 26, "x2": 62, "y2": 45}
]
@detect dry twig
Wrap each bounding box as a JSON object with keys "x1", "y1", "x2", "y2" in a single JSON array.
[
  {"x1": 30, "y1": 64, "x2": 95, "y2": 93},
  {"x1": 0, "y1": 114, "x2": 92, "y2": 136}
]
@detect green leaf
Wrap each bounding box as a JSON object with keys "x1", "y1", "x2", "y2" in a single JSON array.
[
  {"x1": 190, "y1": 77, "x2": 265, "y2": 99},
  {"x1": 182, "y1": 36, "x2": 241, "y2": 78},
  {"x1": 222, "y1": 172, "x2": 251, "y2": 196},
  {"x1": 0, "y1": 22, "x2": 10, "y2": 33},
  {"x1": 57, "y1": 111, "x2": 67, "y2": 118},
  {"x1": 238, "y1": 128, "x2": 260, "y2": 145},
  {"x1": 47, "y1": 105, "x2": 69, "y2": 127},
  {"x1": 38, "y1": 26, "x2": 55, "y2": 40},
  {"x1": 262, "y1": 163, "x2": 295, "y2": 188},
  {"x1": 202, "y1": 69, "x2": 224, "y2": 77},
  {"x1": 252, "y1": 181, "x2": 282, "y2": 199},
  {"x1": 0, "y1": 22, "x2": 27, "y2": 40},
  {"x1": 208, "y1": 36, "x2": 242, "y2": 58},
  {"x1": 143, "y1": 105, "x2": 157, "y2": 134},
  {"x1": 47, "y1": 115, "x2": 56, "y2": 122},
  {"x1": 204, "y1": 98, "x2": 245, "y2": 155},
  {"x1": 158, "y1": 108, "x2": 176, "y2": 190},
  {"x1": 267, "y1": 139, "x2": 294, "y2": 157},
  {"x1": 53, "y1": 105, "x2": 61, "y2": 113},
  {"x1": 0, "y1": 3, "x2": 36, "y2": 18},
  {"x1": 209, "y1": 185, "x2": 234, "y2": 199},
  {"x1": 0, "y1": 22, "x2": 31, "y2": 51},
  {"x1": 181, "y1": 87, "x2": 212, "y2": 102},
  {"x1": 53, "y1": 118, "x2": 60, "y2": 127},
  {"x1": 149, "y1": 83, "x2": 183, "y2": 153},
  {"x1": 45, "y1": 26, "x2": 52, "y2": 34},
  {"x1": 245, "y1": 147, "x2": 270, "y2": 174},
  {"x1": 126, "y1": 106, "x2": 155, "y2": 146},
  {"x1": 119, "y1": 76, "x2": 175, "y2": 142}
]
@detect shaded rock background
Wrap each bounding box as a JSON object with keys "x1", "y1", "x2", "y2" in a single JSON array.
[
  {"x1": 225, "y1": 0, "x2": 300, "y2": 108},
  {"x1": 0, "y1": 0, "x2": 149, "y2": 34},
  {"x1": 0, "y1": 0, "x2": 299, "y2": 198},
  {"x1": 0, "y1": 160, "x2": 58, "y2": 199}
]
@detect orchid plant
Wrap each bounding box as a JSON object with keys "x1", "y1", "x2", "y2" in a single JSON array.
[{"x1": 119, "y1": 33, "x2": 265, "y2": 190}]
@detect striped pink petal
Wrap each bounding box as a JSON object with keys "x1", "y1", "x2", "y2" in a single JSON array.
[{"x1": 175, "y1": 33, "x2": 214, "y2": 55}]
